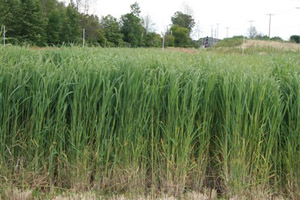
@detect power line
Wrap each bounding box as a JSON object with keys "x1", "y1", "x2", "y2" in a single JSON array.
[{"x1": 225, "y1": 7, "x2": 297, "y2": 38}]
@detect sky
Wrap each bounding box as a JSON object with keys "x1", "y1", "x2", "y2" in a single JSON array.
[{"x1": 64, "y1": 0, "x2": 300, "y2": 40}]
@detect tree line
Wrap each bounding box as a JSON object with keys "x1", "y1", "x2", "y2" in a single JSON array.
[{"x1": 0, "y1": 0, "x2": 197, "y2": 47}]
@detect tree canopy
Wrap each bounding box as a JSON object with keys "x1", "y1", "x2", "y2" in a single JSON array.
[
  {"x1": 100, "y1": 15, "x2": 123, "y2": 47},
  {"x1": 120, "y1": 5, "x2": 145, "y2": 47},
  {"x1": 290, "y1": 35, "x2": 300, "y2": 43},
  {"x1": 0, "y1": 0, "x2": 163, "y2": 47},
  {"x1": 170, "y1": 25, "x2": 190, "y2": 47},
  {"x1": 0, "y1": 0, "x2": 195, "y2": 48},
  {"x1": 171, "y1": 11, "x2": 195, "y2": 33},
  {"x1": 168, "y1": 11, "x2": 195, "y2": 47}
]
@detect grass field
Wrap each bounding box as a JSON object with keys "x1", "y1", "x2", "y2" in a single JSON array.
[{"x1": 0, "y1": 45, "x2": 299, "y2": 199}]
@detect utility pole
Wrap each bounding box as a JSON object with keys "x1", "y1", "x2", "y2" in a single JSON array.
[
  {"x1": 267, "y1": 14, "x2": 274, "y2": 38},
  {"x1": 226, "y1": 27, "x2": 229, "y2": 38},
  {"x1": 214, "y1": 29, "x2": 217, "y2": 39},
  {"x1": 242, "y1": 36, "x2": 246, "y2": 55},
  {"x1": 248, "y1": 20, "x2": 254, "y2": 38},
  {"x1": 248, "y1": 20, "x2": 254, "y2": 29},
  {"x1": 216, "y1": 23, "x2": 220, "y2": 39},
  {"x1": 297, "y1": 8, "x2": 300, "y2": 37},
  {"x1": 211, "y1": 26, "x2": 214, "y2": 45},
  {"x1": 3, "y1": 25, "x2": 5, "y2": 46},
  {"x1": 162, "y1": 34, "x2": 165, "y2": 51},
  {"x1": 82, "y1": 28, "x2": 85, "y2": 47}
]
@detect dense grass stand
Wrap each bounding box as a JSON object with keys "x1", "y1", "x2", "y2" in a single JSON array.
[{"x1": 0, "y1": 47, "x2": 299, "y2": 199}]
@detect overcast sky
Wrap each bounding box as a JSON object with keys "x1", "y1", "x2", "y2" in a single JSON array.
[{"x1": 65, "y1": 0, "x2": 300, "y2": 40}]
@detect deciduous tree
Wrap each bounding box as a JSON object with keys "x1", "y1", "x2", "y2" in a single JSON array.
[
  {"x1": 290, "y1": 35, "x2": 300, "y2": 43},
  {"x1": 100, "y1": 15, "x2": 123, "y2": 46},
  {"x1": 144, "y1": 32, "x2": 161, "y2": 47},
  {"x1": 171, "y1": 11, "x2": 195, "y2": 33},
  {"x1": 170, "y1": 25, "x2": 190, "y2": 47},
  {"x1": 120, "y1": 2, "x2": 145, "y2": 47},
  {"x1": 81, "y1": 14, "x2": 106, "y2": 46},
  {"x1": 19, "y1": 0, "x2": 46, "y2": 45}
]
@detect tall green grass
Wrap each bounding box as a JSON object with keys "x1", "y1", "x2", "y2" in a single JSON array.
[{"x1": 0, "y1": 47, "x2": 299, "y2": 199}]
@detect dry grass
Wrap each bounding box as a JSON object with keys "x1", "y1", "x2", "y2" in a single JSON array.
[
  {"x1": 243, "y1": 40, "x2": 300, "y2": 51},
  {"x1": 166, "y1": 47, "x2": 198, "y2": 54},
  {"x1": 2, "y1": 188, "x2": 33, "y2": 200},
  {"x1": 2, "y1": 188, "x2": 288, "y2": 200}
]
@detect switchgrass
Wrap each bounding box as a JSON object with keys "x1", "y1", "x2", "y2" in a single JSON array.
[{"x1": 0, "y1": 47, "x2": 299, "y2": 199}]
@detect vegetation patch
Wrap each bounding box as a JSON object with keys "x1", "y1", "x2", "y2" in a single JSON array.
[
  {"x1": 0, "y1": 47, "x2": 299, "y2": 199},
  {"x1": 212, "y1": 38, "x2": 243, "y2": 48}
]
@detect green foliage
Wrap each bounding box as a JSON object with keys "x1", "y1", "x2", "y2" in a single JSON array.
[
  {"x1": 0, "y1": 0, "x2": 81, "y2": 46},
  {"x1": 46, "y1": 9, "x2": 63, "y2": 45},
  {"x1": 81, "y1": 15, "x2": 106, "y2": 46},
  {"x1": 0, "y1": 0, "x2": 22, "y2": 42},
  {"x1": 213, "y1": 37, "x2": 243, "y2": 48},
  {"x1": 290, "y1": 35, "x2": 300, "y2": 43},
  {"x1": 60, "y1": 5, "x2": 81, "y2": 44},
  {"x1": 165, "y1": 34, "x2": 175, "y2": 47},
  {"x1": 271, "y1": 36, "x2": 283, "y2": 42},
  {"x1": 120, "y1": 3, "x2": 145, "y2": 47},
  {"x1": 191, "y1": 39, "x2": 202, "y2": 48},
  {"x1": 144, "y1": 32, "x2": 161, "y2": 47},
  {"x1": 1, "y1": 47, "x2": 300, "y2": 198},
  {"x1": 168, "y1": 11, "x2": 195, "y2": 48},
  {"x1": 232, "y1": 35, "x2": 245, "y2": 39},
  {"x1": 171, "y1": 11, "x2": 195, "y2": 33},
  {"x1": 255, "y1": 34, "x2": 270, "y2": 40},
  {"x1": 19, "y1": 0, "x2": 47, "y2": 45},
  {"x1": 39, "y1": 0, "x2": 57, "y2": 15},
  {"x1": 170, "y1": 25, "x2": 190, "y2": 47},
  {"x1": 100, "y1": 15, "x2": 123, "y2": 46},
  {"x1": 0, "y1": 0, "x2": 162, "y2": 47},
  {"x1": 130, "y1": 2, "x2": 141, "y2": 16}
]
